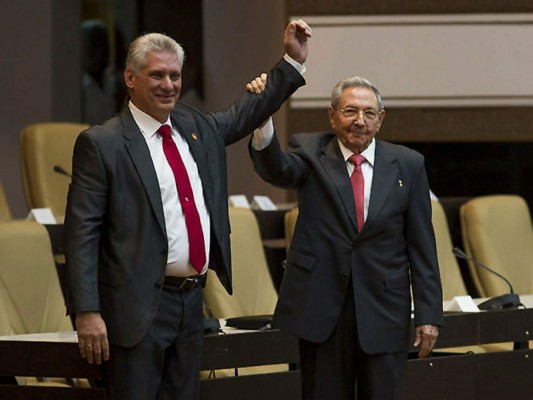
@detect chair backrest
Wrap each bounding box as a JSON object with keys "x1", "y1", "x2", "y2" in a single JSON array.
[
  {"x1": 0, "y1": 293, "x2": 12, "y2": 336},
  {"x1": 203, "y1": 207, "x2": 278, "y2": 318},
  {"x1": 20, "y1": 122, "x2": 88, "y2": 219},
  {"x1": 0, "y1": 179, "x2": 12, "y2": 221},
  {"x1": 0, "y1": 221, "x2": 72, "y2": 334},
  {"x1": 460, "y1": 195, "x2": 533, "y2": 297},
  {"x1": 284, "y1": 207, "x2": 299, "y2": 251},
  {"x1": 431, "y1": 200, "x2": 468, "y2": 300}
]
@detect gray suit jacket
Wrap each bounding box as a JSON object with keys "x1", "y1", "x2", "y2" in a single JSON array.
[
  {"x1": 64, "y1": 59, "x2": 305, "y2": 348},
  {"x1": 250, "y1": 132, "x2": 444, "y2": 354}
]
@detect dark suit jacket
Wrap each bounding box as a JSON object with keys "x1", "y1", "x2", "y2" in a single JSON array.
[
  {"x1": 64, "y1": 59, "x2": 305, "y2": 348},
  {"x1": 250, "y1": 132, "x2": 444, "y2": 354}
]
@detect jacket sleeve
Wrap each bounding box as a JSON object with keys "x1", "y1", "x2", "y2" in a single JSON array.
[{"x1": 208, "y1": 58, "x2": 306, "y2": 146}]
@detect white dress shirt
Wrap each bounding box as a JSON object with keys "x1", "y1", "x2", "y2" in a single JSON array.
[{"x1": 129, "y1": 101, "x2": 210, "y2": 276}]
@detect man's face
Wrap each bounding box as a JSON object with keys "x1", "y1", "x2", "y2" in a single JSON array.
[
  {"x1": 327, "y1": 86, "x2": 385, "y2": 154},
  {"x1": 124, "y1": 51, "x2": 182, "y2": 123}
]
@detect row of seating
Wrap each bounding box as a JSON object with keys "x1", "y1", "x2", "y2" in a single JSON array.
[
  {"x1": 2, "y1": 122, "x2": 532, "y2": 380},
  {"x1": 9, "y1": 122, "x2": 533, "y2": 304}
]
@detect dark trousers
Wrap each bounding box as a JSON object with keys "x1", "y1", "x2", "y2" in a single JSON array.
[
  {"x1": 104, "y1": 285, "x2": 204, "y2": 400},
  {"x1": 299, "y1": 286, "x2": 407, "y2": 400}
]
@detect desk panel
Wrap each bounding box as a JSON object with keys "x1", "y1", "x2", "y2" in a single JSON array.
[
  {"x1": 1, "y1": 307, "x2": 533, "y2": 400},
  {"x1": 477, "y1": 349, "x2": 533, "y2": 400},
  {"x1": 406, "y1": 354, "x2": 478, "y2": 400}
]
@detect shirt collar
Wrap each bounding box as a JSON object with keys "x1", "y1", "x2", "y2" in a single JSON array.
[
  {"x1": 128, "y1": 100, "x2": 172, "y2": 139},
  {"x1": 338, "y1": 138, "x2": 376, "y2": 167}
]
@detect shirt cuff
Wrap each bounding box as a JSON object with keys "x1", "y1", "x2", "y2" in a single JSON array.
[
  {"x1": 251, "y1": 118, "x2": 274, "y2": 150},
  {"x1": 283, "y1": 54, "x2": 306, "y2": 75}
]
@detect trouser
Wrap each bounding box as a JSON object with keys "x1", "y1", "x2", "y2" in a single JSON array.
[
  {"x1": 299, "y1": 285, "x2": 407, "y2": 400},
  {"x1": 104, "y1": 284, "x2": 204, "y2": 400}
]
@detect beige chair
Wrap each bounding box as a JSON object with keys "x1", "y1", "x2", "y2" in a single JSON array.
[
  {"x1": 20, "y1": 122, "x2": 88, "y2": 220},
  {"x1": 460, "y1": 195, "x2": 533, "y2": 298},
  {"x1": 431, "y1": 200, "x2": 469, "y2": 300},
  {"x1": 434, "y1": 199, "x2": 514, "y2": 353},
  {"x1": 0, "y1": 220, "x2": 72, "y2": 334},
  {"x1": 0, "y1": 179, "x2": 12, "y2": 221},
  {"x1": 203, "y1": 207, "x2": 278, "y2": 319},
  {"x1": 0, "y1": 292, "x2": 12, "y2": 336},
  {"x1": 202, "y1": 207, "x2": 282, "y2": 377},
  {"x1": 0, "y1": 220, "x2": 73, "y2": 386}
]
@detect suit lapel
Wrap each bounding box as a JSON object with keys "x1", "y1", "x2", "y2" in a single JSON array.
[
  {"x1": 320, "y1": 138, "x2": 358, "y2": 232},
  {"x1": 121, "y1": 109, "x2": 166, "y2": 235},
  {"x1": 366, "y1": 141, "x2": 398, "y2": 227},
  {"x1": 170, "y1": 112, "x2": 214, "y2": 208}
]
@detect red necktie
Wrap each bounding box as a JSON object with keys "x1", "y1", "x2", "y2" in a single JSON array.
[
  {"x1": 349, "y1": 154, "x2": 366, "y2": 232},
  {"x1": 158, "y1": 124, "x2": 206, "y2": 274}
]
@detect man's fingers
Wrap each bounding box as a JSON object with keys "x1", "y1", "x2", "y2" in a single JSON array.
[
  {"x1": 85, "y1": 343, "x2": 95, "y2": 364},
  {"x1": 292, "y1": 19, "x2": 312, "y2": 38},
  {"x1": 246, "y1": 74, "x2": 268, "y2": 94}
]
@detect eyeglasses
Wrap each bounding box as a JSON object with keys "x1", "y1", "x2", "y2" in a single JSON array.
[{"x1": 338, "y1": 107, "x2": 382, "y2": 121}]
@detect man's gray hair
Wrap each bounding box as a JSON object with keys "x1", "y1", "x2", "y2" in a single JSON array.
[
  {"x1": 330, "y1": 76, "x2": 384, "y2": 111},
  {"x1": 126, "y1": 33, "x2": 185, "y2": 73}
]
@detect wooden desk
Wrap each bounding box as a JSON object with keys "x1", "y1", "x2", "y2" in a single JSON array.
[
  {"x1": 0, "y1": 329, "x2": 299, "y2": 400},
  {"x1": 406, "y1": 308, "x2": 533, "y2": 400},
  {"x1": 1, "y1": 307, "x2": 532, "y2": 400}
]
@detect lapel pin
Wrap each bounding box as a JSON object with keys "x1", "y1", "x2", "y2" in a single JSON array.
[
  {"x1": 399, "y1": 179, "x2": 403, "y2": 187},
  {"x1": 191, "y1": 133, "x2": 198, "y2": 140}
]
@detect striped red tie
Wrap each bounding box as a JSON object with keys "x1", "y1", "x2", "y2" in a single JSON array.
[
  {"x1": 349, "y1": 154, "x2": 366, "y2": 232},
  {"x1": 158, "y1": 124, "x2": 206, "y2": 273}
]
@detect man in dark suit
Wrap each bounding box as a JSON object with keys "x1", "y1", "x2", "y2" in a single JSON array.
[
  {"x1": 249, "y1": 75, "x2": 443, "y2": 400},
  {"x1": 63, "y1": 20, "x2": 311, "y2": 400}
]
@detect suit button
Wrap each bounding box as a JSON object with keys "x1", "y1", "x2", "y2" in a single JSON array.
[
  {"x1": 154, "y1": 282, "x2": 162, "y2": 289},
  {"x1": 161, "y1": 248, "x2": 167, "y2": 255},
  {"x1": 341, "y1": 274, "x2": 349, "y2": 281}
]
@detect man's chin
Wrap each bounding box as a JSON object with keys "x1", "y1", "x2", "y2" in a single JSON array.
[{"x1": 158, "y1": 101, "x2": 176, "y2": 111}]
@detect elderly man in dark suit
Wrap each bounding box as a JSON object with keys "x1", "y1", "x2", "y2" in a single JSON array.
[
  {"x1": 249, "y1": 75, "x2": 444, "y2": 400},
  {"x1": 64, "y1": 20, "x2": 311, "y2": 400}
]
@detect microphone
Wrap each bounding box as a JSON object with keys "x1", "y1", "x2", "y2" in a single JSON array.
[
  {"x1": 452, "y1": 247, "x2": 521, "y2": 311},
  {"x1": 53, "y1": 165, "x2": 71, "y2": 178}
]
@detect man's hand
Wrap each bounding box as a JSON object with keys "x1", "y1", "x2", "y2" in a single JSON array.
[
  {"x1": 284, "y1": 19, "x2": 312, "y2": 64},
  {"x1": 76, "y1": 311, "x2": 110, "y2": 365},
  {"x1": 246, "y1": 73, "x2": 268, "y2": 94},
  {"x1": 413, "y1": 324, "x2": 439, "y2": 358}
]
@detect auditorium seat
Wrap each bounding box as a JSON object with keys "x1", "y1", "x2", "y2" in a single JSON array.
[
  {"x1": 0, "y1": 220, "x2": 73, "y2": 386},
  {"x1": 203, "y1": 207, "x2": 278, "y2": 318},
  {"x1": 0, "y1": 179, "x2": 12, "y2": 221},
  {"x1": 0, "y1": 220, "x2": 72, "y2": 334},
  {"x1": 20, "y1": 122, "x2": 88, "y2": 221},
  {"x1": 432, "y1": 200, "x2": 469, "y2": 300},
  {"x1": 202, "y1": 207, "x2": 283, "y2": 377},
  {"x1": 460, "y1": 195, "x2": 533, "y2": 298}
]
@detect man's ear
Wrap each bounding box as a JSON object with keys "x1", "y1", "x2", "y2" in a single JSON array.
[
  {"x1": 124, "y1": 68, "x2": 135, "y2": 90},
  {"x1": 376, "y1": 110, "x2": 386, "y2": 132},
  {"x1": 327, "y1": 106, "x2": 335, "y2": 129}
]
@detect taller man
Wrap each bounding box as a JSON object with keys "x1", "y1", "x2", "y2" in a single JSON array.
[{"x1": 64, "y1": 20, "x2": 311, "y2": 400}]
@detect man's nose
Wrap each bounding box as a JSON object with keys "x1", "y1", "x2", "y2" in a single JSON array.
[
  {"x1": 353, "y1": 110, "x2": 366, "y2": 125},
  {"x1": 160, "y1": 75, "x2": 173, "y2": 88}
]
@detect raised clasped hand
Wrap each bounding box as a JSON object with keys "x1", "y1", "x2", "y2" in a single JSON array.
[
  {"x1": 246, "y1": 73, "x2": 268, "y2": 94},
  {"x1": 284, "y1": 19, "x2": 312, "y2": 64}
]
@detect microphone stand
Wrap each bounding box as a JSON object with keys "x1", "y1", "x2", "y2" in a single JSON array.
[{"x1": 452, "y1": 247, "x2": 521, "y2": 311}]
